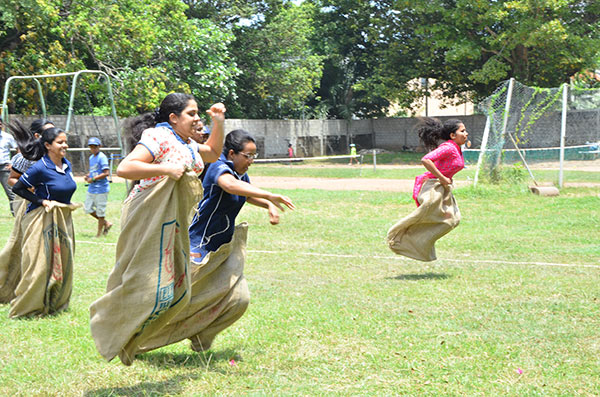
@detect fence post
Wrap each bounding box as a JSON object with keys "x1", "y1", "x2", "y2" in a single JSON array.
[
  {"x1": 373, "y1": 149, "x2": 377, "y2": 171},
  {"x1": 558, "y1": 83, "x2": 568, "y2": 188}
]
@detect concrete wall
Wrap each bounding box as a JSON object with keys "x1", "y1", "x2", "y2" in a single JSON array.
[{"x1": 8, "y1": 110, "x2": 599, "y2": 173}]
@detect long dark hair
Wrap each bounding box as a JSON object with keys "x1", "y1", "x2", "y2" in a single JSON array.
[
  {"x1": 124, "y1": 93, "x2": 195, "y2": 152},
  {"x1": 223, "y1": 129, "x2": 256, "y2": 156},
  {"x1": 9, "y1": 118, "x2": 58, "y2": 161},
  {"x1": 12, "y1": 125, "x2": 64, "y2": 161},
  {"x1": 415, "y1": 117, "x2": 463, "y2": 151}
]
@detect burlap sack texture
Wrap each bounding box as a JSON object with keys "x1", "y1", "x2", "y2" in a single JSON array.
[
  {"x1": 136, "y1": 223, "x2": 250, "y2": 356},
  {"x1": 90, "y1": 172, "x2": 204, "y2": 365},
  {"x1": 0, "y1": 200, "x2": 80, "y2": 318},
  {"x1": 387, "y1": 179, "x2": 461, "y2": 262},
  {"x1": 0, "y1": 199, "x2": 27, "y2": 304}
]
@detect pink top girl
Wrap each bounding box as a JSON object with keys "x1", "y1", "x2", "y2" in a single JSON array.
[{"x1": 412, "y1": 118, "x2": 469, "y2": 206}]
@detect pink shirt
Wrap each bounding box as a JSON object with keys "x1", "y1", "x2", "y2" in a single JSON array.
[{"x1": 412, "y1": 140, "x2": 464, "y2": 206}]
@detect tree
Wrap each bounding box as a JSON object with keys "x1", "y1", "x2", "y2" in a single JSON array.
[
  {"x1": 227, "y1": 2, "x2": 324, "y2": 119},
  {"x1": 378, "y1": 0, "x2": 600, "y2": 104},
  {"x1": 0, "y1": 0, "x2": 238, "y2": 116}
]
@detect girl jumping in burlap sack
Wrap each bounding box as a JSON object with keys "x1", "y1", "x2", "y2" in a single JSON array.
[
  {"x1": 387, "y1": 118, "x2": 469, "y2": 262},
  {"x1": 179, "y1": 129, "x2": 295, "y2": 352},
  {"x1": 0, "y1": 126, "x2": 78, "y2": 318},
  {"x1": 89, "y1": 93, "x2": 226, "y2": 365}
]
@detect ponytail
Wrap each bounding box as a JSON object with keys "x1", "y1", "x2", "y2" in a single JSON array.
[
  {"x1": 123, "y1": 92, "x2": 195, "y2": 152},
  {"x1": 415, "y1": 117, "x2": 463, "y2": 151},
  {"x1": 9, "y1": 118, "x2": 56, "y2": 161}
]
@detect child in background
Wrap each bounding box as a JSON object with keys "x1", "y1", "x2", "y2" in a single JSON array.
[
  {"x1": 348, "y1": 143, "x2": 357, "y2": 165},
  {"x1": 84, "y1": 137, "x2": 112, "y2": 237}
]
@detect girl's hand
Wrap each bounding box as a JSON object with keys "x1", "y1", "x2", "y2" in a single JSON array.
[
  {"x1": 267, "y1": 203, "x2": 280, "y2": 225},
  {"x1": 42, "y1": 200, "x2": 54, "y2": 211},
  {"x1": 206, "y1": 103, "x2": 226, "y2": 124},
  {"x1": 84, "y1": 175, "x2": 92, "y2": 183},
  {"x1": 267, "y1": 194, "x2": 295, "y2": 211},
  {"x1": 439, "y1": 176, "x2": 452, "y2": 187},
  {"x1": 163, "y1": 164, "x2": 186, "y2": 180}
]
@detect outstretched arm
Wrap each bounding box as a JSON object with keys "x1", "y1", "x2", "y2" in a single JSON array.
[
  {"x1": 217, "y1": 173, "x2": 295, "y2": 213},
  {"x1": 247, "y1": 197, "x2": 282, "y2": 225}
]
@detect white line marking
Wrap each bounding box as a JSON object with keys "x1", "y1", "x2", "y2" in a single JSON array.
[
  {"x1": 246, "y1": 249, "x2": 600, "y2": 269},
  {"x1": 77, "y1": 241, "x2": 600, "y2": 269}
]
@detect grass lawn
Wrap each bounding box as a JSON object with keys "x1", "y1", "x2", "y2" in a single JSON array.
[{"x1": 0, "y1": 175, "x2": 598, "y2": 395}]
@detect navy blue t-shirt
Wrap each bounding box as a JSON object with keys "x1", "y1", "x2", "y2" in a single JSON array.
[
  {"x1": 189, "y1": 154, "x2": 250, "y2": 261},
  {"x1": 20, "y1": 154, "x2": 77, "y2": 212}
]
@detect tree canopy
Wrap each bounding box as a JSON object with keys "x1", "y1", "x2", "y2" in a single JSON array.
[{"x1": 1, "y1": 0, "x2": 599, "y2": 119}]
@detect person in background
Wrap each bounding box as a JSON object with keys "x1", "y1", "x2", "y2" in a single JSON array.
[
  {"x1": 191, "y1": 120, "x2": 211, "y2": 181},
  {"x1": 84, "y1": 137, "x2": 112, "y2": 237},
  {"x1": 191, "y1": 120, "x2": 211, "y2": 144},
  {"x1": 0, "y1": 117, "x2": 18, "y2": 215},
  {"x1": 348, "y1": 143, "x2": 358, "y2": 165}
]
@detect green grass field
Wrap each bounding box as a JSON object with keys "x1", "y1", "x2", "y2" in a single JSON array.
[{"x1": 0, "y1": 169, "x2": 599, "y2": 395}]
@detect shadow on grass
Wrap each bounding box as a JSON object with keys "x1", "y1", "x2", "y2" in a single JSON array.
[
  {"x1": 389, "y1": 272, "x2": 450, "y2": 281},
  {"x1": 84, "y1": 373, "x2": 198, "y2": 396},
  {"x1": 139, "y1": 347, "x2": 241, "y2": 369},
  {"x1": 84, "y1": 349, "x2": 241, "y2": 396}
]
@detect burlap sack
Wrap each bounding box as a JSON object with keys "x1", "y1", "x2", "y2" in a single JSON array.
[
  {"x1": 387, "y1": 179, "x2": 460, "y2": 262},
  {"x1": 136, "y1": 223, "x2": 250, "y2": 355},
  {"x1": 2, "y1": 201, "x2": 80, "y2": 318},
  {"x1": 89, "y1": 172, "x2": 203, "y2": 365},
  {"x1": 0, "y1": 199, "x2": 27, "y2": 303}
]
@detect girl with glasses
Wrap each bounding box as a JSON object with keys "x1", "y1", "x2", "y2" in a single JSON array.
[{"x1": 181, "y1": 129, "x2": 294, "y2": 352}]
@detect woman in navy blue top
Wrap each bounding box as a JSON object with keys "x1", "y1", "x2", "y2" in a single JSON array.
[
  {"x1": 11, "y1": 127, "x2": 77, "y2": 211},
  {"x1": 0, "y1": 126, "x2": 78, "y2": 318},
  {"x1": 189, "y1": 129, "x2": 295, "y2": 262}
]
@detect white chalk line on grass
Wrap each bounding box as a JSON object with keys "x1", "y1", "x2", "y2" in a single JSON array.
[{"x1": 78, "y1": 240, "x2": 600, "y2": 269}]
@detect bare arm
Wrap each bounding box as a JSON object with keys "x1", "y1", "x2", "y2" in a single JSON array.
[
  {"x1": 247, "y1": 197, "x2": 281, "y2": 225},
  {"x1": 217, "y1": 173, "x2": 295, "y2": 211},
  {"x1": 117, "y1": 144, "x2": 185, "y2": 181},
  {"x1": 198, "y1": 103, "x2": 226, "y2": 163},
  {"x1": 84, "y1": 168, "x2": 110, "y2": 183},
  {"x1": 7, "y1": 168, "x2": 21, "y2": 187},
  {"x1": 422, "y1": 159, "x2": 451, "y2": 186}
]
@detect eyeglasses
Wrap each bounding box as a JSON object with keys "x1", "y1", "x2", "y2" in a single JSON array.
[{"x1": 239, "y1": 152, "x2": 258, "y2": 160}]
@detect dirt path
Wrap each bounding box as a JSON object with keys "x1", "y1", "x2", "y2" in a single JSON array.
[
  {"x1": 251, "y1": 176, "x2": 466, "y2": 192},
  {"x1": 79, "y1": 159, "x2": 600, "y2": 192}
]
